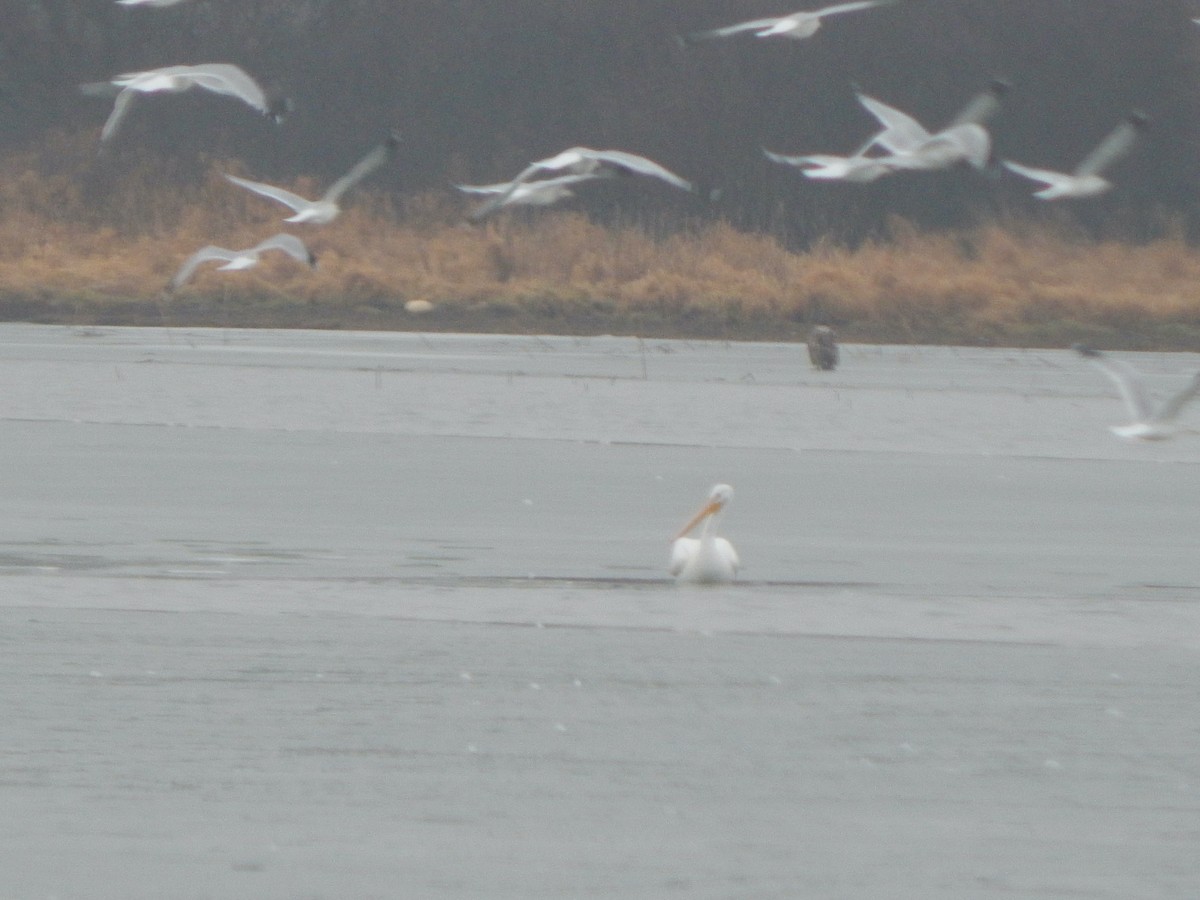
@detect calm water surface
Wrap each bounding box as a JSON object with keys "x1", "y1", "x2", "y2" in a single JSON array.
[{"x1": 1, "y1": 324, "x2": 1197, "y2": 899}]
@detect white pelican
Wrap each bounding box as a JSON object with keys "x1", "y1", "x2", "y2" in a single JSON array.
[
  {"x1": 681, "y1": 0, "x2": 896, "y2": 43},
  {"x1": 469, "y1": 147, "x2": 693, "y2": 221},
  {"x1": 669, "y1": 484, "x2": 740, "y2": 584},
  {"x1": 224, "y1": 131, "x2": 401, "y2": 224},
  {"x1": 1073, "y1": 343, "x2": 1200, "y2": 440},
  {"x1": 81, "y1": 63, "x2": 286, "y2": 144},
  {"x1": 1002, "y1": 113, "x2": 1149, "y2": 200},
  {"x1": 167, "y1": 233, "x2": 316, "y2": 292}
]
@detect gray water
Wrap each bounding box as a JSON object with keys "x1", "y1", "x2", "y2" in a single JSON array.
[{"x1": 1, "y1": 324, "x2": 1198, "y2": 899}]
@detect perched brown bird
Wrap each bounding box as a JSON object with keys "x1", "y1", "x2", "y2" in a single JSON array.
[{"x1": 807, "y1": 326, "x2": 839, "y2": 371}]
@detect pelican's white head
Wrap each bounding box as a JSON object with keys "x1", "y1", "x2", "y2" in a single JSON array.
[{"x1": 676, "y1": 483, "x2": 734, "y2": 540}]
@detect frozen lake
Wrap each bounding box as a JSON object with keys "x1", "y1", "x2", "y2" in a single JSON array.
[{"x1": 2, "y1": 324, "x2": 1198, "y2": 898}]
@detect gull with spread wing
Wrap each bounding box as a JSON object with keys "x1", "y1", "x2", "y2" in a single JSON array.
[
  {"x1": 1073, "y1": 343, "x2": 1200, "y2": 440},
  {"x1": 225, "y1": 131, "x2": 401, "y2": 224},
  {"x1": 468, "y1": 147, "x2": 692, "y2": 221},
  {"x1": 81, "y1": 63, "x2": 285, "y2": 144},
  {"x1": 682, "y1": 0, "x2": 896, "y2": 43},
  {"x1": 1003, "y1": 113, "x2": 1148, "y2": 200},
  {"x1": 167, "y1": 233, "x2": 316, "y2": 292},
  {"x1": 765, "y1": 81, "x2": 1008, "y2": 182},
  {"x1": 455, "y1": 172, "x2": 613, "y2": 211}
]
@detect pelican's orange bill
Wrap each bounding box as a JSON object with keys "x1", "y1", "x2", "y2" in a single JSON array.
[{"x1": 675, "y1": 499, "x2": 721, "y2": 541}]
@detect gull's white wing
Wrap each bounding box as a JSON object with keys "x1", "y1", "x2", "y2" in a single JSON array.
[
  {"x1": 224, "y1": 174, "x2": 313, "y2": 214},
  {"x1": 685, "y1": 17, "x2": 783, "y2": 41},
  {"x1": 764, "y1": 149, "x2": 821, "y2": 167},
  {"x1": 883, "y1": 123, "x2": 990, "y2": 170},
  {"x1": 249, "y1": 233, "x2": 315, "y2": 265},
  {"x1": 944, "y1": 122, "x2": 992, "y2": 168},
  {"x1": 947, "y1": 79, "x2": 1010, "y2": 128},
  {"x1": 1075, "y1": 114, "x2": 1147, "y2": 178},
  {"x1": 455, "y1": 182, "x2": 511, "y2": 195},
  {"x1": 1156, "y1": 372, "x2": 1200, "y2": 423},
  {"x1": 1001, "y1": 160, "x2": 1074, "y2": 189},
  {"x1": 168, "y1": 245, "x2": 237, "y2": 290},
  {"x1": 571, "y1": 149, "x2": 693, "y2": 191},
  {"x1": 99, "y1": 87, "x2": 138, "y2": 142},
  {"x1": 323, "y1": 132, "x2": 401, "y2": 204},
  {"x1": 471, "y1": 148, "x2": 687, "y2": 220},
  {"x1": 854, "y1": 92, "x2": 931, "y2": 153},
  {"x1": 810, "y1": 0, "x2": 895, "y2": 20},
  {"x1": 114, "y1": 65, "x2": 190, "y2": 82},
  {"x1": 1083, "y1": 352, "x2": 1154, "y2": 422},
  {"x1": 179, "y1": 64, "x2": 269, "y2": 113}
]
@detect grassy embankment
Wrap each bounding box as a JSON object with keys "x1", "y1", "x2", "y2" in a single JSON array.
[{"x1": 2, "y1": 135, "x2": 1200, "y2": 348}]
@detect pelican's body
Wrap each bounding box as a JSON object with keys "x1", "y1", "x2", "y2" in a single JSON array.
[
  {"x1": 225, "y1": 131, "x2": 400, "y2": 224},
  {"x1": 167, "y1": 233, "x2": 316, "y2": 292},
  {"x1": 682, "y1": 0, "x2": 895, "y2": 43},
  {"x1": 1003, "y1": 113, "x2": 1149, "y2": 200},
  {"x1": 82, "y1": 63, "x2": 284, "y2": 144},
  {"x1": 669, "y1": 484, "x2": 739, "y2": 584},
  {"x1": 1073, "y1": 343, "x2": 1200, "y2": 441}
]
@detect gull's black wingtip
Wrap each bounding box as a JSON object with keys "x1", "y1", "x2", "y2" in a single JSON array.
[{"x1": 987, "y1": 77, "x2": 1013, "y2": 97}]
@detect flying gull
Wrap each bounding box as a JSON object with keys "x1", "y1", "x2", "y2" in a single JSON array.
[
  {"x1": 765, "y1": 81, "x2": 1008, "y2": 182},
  {"x1": 1073, "y1": 343, "x2": 1200, "y2": 440},
  {"x1": 81, "y1": 63, "x2": 286, "y2": 144},
  {"x1": 454, "y1": 172, "x2": 613, "y2": 210},
  {"x1": 225, "y1": 131, "x2": 401, "y2": 224},
  {"x1": 167, "y1": 233, "x2": 316, "y2": 292},
  {"x1": 1003, "y1": 113, "x2": 1149, "y2": 200},
  {"x1": 468, "y1": 148, "x2": 692, "y2": 221},
  {"x1": 681, "y1": 1, "x2": 896, "y2": 44}
]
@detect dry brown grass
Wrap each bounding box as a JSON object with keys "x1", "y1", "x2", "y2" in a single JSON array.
[{"x1": 2, "y1": 134, "x2": 1200, "y2": 346}]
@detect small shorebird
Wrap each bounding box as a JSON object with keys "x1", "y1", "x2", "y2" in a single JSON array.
[
  {"x1": 166, "y1": 233, "x2": 316, "y2": 292},
  {"x1": 1003, "y1": 113, "x2": 1149, "y2": 200},
  {"x1": 1073, "y1": 343, "x2": 1200, "y2": 440},
  {"x1": 82, "y1": 63, "x2": 286, "y2": 144},
  {"x1": 225, "y1": 131, "x2": 401, "y2": 225},
  {"x1": 681, "y1": 1, "x2": 896, "y2": 44},
  {"x1": 669, "y1": 484, "x2": 740, "y2": 585},
  {"x1": 469, "y1": 148, "x2": 692, "y2": 221}
]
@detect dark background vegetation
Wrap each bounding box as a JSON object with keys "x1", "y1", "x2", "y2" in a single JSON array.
[{"x1": 1, "y1": 0, "x2": 1199, "y2": 243}]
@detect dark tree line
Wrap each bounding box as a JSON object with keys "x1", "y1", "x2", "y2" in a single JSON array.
[{"x1": 1, "y1": 0, "x2": 1198, "y2": 242}]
